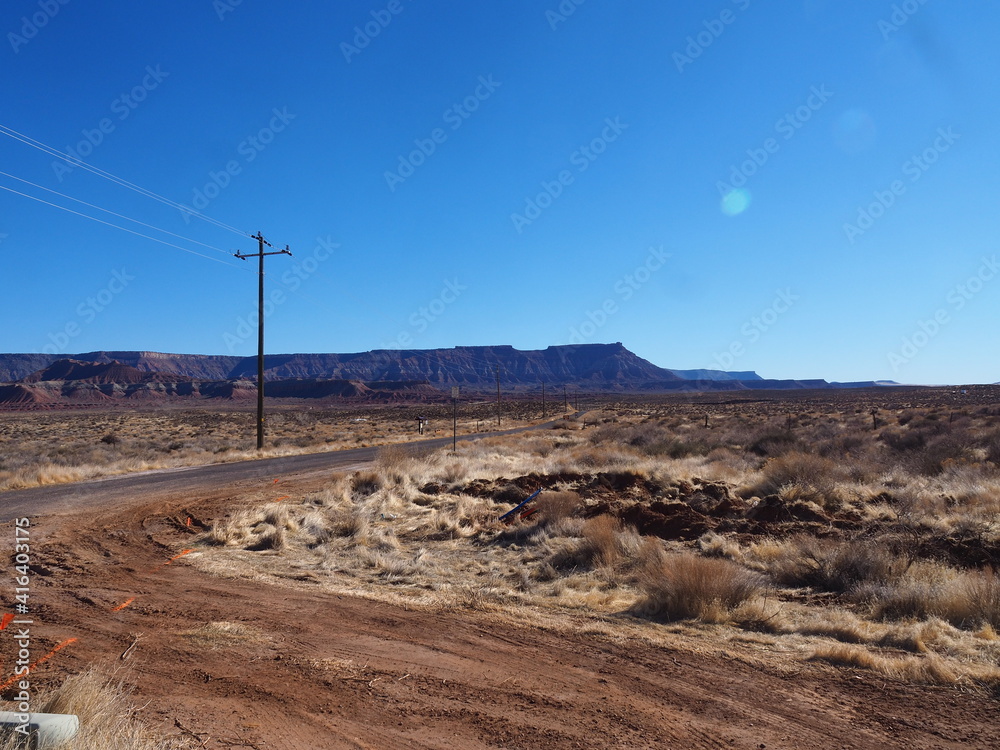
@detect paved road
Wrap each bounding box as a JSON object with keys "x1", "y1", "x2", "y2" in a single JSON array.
[{"x1": 0, "y1": 420, "x2": 563, "y2": 522}]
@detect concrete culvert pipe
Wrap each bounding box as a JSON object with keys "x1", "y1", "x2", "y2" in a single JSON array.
[{"x1": 0, "y1": 712, "x2": 79, "y2": 749}]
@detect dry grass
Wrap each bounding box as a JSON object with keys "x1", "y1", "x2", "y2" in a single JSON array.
[
  {"x1": 756, "y1": 535, "x2": 908, "y2": 593},
  {"x1": 864, "y1": 565, "x2": 1000, "y2": 629},
  {"x1": 0, "y1": 667, "x2": 188, "y2": 749},
  {"x1": 188, "y1": 392, "x2": 1000, "y2": 691},
  {"x1": 635, "y1": 552, "x2": 767, "y2": 623},
  {"x1": 0, "y1": 403, "x2": 549, "y2": 492},
  {"x1": 179, "y1": 621, "x2": 267, "y2": 650},
  {"x1": 808, "y1": 643, "x2": 1000, "y2": 686}
]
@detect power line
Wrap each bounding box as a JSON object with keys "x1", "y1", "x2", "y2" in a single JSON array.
[
  {"x1": 0, "y1": 123, "x2": 248, "y2": 237},
  {"x1": 0, "y1": 169, "x2": 232, "y2": 256},
  {"x1": 0, "y1": 183, "x2": 247, "y2": 269}
]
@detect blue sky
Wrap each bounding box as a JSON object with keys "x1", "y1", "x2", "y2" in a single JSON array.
[{"x1": 2, "y1": 0, "x2": 998, "y2": 384}]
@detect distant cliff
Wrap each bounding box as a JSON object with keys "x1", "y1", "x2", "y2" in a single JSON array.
[
  {"x1": 0, "y1": 344, "x2": 695, "y2": 387},
  {"x1": 0, "y1": 344, "x2": 876, "y2": 396}
]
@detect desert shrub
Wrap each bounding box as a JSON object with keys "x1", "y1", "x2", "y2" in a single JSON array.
[
  {"x1": 375, "y1": 444, "x2": 410, "y2": 483},
  {"x1": 697, "y1": 531, "x2": 742, "y2": 559},
  {"x1": 581, "y1": 515, "x2": 623, "y2": 568},
  {"x1": 752, "y1": 452, "x2": 837, "y2": 497},
  {"x1": 246, "y1": 523, "x2": 286, "y2": 551},
  {"x1": 494, "y1": 482, "x2": 529, "y2": 505},
  {"x1": 546, "y1": 515, "x2": 642, "y2": 572},
  {"x1": 766, "y1": 535, "x2": 906, "y2": 593},
  {"x1": 99, "y1": 432, "x2": 120, "y2": 446},
  {"x1": 816, "y1": 433, "x2": 868, "y2": 459},
  {"x1": 915, "y1": 436, "x2": 971, "y2": 476},
  {"x1": 880, "y1": 428, "x2": 926, "y2": 452},
  {"x1": 978, "y1": 429, "x2": 1000, "y2": 466},
  {"x1": 535, "y1": 491, "x2": 581, "y2": 523},
  {"x1": 747, "y1": 429, "x2": 796, "y2": 457},
  {"x1": 351, "y1": 470, "x2": 383, "y2": 497},
  {"x1": 959, "y1": 568, "x2": 1000, "y2": 629},
  {"x1": 636, "y1": 552, "x2": 766, "y2": 622}
]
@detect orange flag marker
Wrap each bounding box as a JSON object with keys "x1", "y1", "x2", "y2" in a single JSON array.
[
  {"x1": 0, "y1": 613, "x2": 14, "y2": 631},
  {"x1": 165, "y1": 549, "x2": 193, "y2": 565},
  {"x1": 149, "y1": 548, "x2": 194, "y2": 573},
  {"x1": 0, "y1": 638, "x2": 78, "y2": 691},
  {"x1": 112, "y1": 597, "x2": 136, "y2": 612}
]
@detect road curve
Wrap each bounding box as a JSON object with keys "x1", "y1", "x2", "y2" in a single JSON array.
[{"x1": 0, "y1": 419, "x2": 564, "y2": 522}]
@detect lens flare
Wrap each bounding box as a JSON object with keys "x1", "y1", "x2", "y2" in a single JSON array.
[{"x1": 721, "y1": 188, "x2": 752, "y2": 216}]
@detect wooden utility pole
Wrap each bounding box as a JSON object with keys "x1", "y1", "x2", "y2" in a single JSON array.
[
  {"x1": 235, "y1": 232, "x2": 291, "y2": 450},
  {"x1": 541, "y1": 382, "x2": 546, "y2": 419},
  {"x1": 495, "y1": 365, "x2": 501, "y2": 428},
  {"x1": 452, "y1": 386, "x2": 459, "y2": 451}
]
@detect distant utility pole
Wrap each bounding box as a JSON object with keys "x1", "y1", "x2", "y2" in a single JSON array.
[
  {"x1": 541, "y1": 382, "x2": 546, "y2": 419},
  {"x1": 495, "y1": 365, "x2": 502, "y2": 428},
  {"x1": 563, "y1": 385, "x2": 568, "y2": 412},
  {"x1": 234, "y1": 232, "x2": 291, "y2": 450},
  {"x1": 452, "y1": 386, "x2": 459, "y2": 451}
]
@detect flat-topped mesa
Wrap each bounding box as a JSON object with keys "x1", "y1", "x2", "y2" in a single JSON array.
[{"x1": 0, "y1": 344, "x2": 872, "y2": 394}]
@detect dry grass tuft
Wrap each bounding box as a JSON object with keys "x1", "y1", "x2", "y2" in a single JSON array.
[
  {"x1": 179, "y1": 621, "x2": 266, "y2": 649},
  {"x1": 762, "y1": 535, "x2": 907, "y2": 593},
  {"x1": 636, "y1": 552, "x2": 766, "y2": 622},
  {"x1": 751, "y1": 451, "x2": 838, "y2": 497},
  {"x1": 806, "y1": 644, "x2": 1000, "y2": 687},
  {"x1": 1, "y1": 667, "x2": 184, "y2": 749},
  {"x1": 535, "y1": 491, "x2": 581, "y2": 523}
]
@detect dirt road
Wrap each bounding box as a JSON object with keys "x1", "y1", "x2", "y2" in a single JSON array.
[{"x1": 0, "y1": 421, "x2": 550, "y2": 521}]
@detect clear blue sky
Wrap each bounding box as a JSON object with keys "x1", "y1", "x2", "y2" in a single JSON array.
[{"x1": 2, "y1": 0, "x2": 998, "y2": 384}]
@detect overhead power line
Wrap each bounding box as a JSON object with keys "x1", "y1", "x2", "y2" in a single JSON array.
[
  {"x1": 0, "y1": 169, "x2": 232, "y2": 256},
  {"x1": 0, "y1": 122, "x2": 248, "y2": 237},
  {"x1": 0, "y1": 183, "x2": 247, "y2": 269}
]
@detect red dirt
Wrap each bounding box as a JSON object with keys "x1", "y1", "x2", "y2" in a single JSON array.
[{"x1": 4, "y1": 474, "x2": 999, "y2": 749}]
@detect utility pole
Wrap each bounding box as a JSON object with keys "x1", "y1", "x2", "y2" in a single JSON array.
[
  {"x1": 234, "y1": 232, "x2": 291, "y2": 450},
  {"x1": 452, "y1": 386, "x2": 459, "y2": 451},
  {"x1": 495, "y1": 365, "x2": 502, "y2": 428},
  {"x1": 563, "y1": 385, "x2": 568, "y2": 412},
  {"x1": 541, "y1": 382, "x2": 546, "y2": 419}
]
